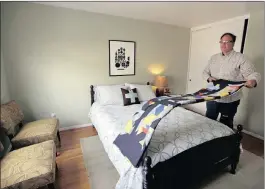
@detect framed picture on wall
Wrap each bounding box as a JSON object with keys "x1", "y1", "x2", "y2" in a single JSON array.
[{"x1": 109, "y1": 40, "x2": 136, "y2": 76}]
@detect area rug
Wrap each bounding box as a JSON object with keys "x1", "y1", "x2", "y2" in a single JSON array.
[{"x1": 80, "y1": 135, "x2": 264, "y2": 189}]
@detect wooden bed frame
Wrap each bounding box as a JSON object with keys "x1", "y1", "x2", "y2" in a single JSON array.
[{"x1": 90, "y1": 84, "x2": 243, "y2": 189}]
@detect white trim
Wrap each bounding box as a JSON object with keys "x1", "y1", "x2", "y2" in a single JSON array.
[
  {"x1": 59, "y1": 123, "x2": 92, "y2": 131},
  {"x1": 191, "y1": 14, "x2": 250, "y2": 32},
  {"x1": 185, "y1": 28, "x2": 193, "y2": 94},
  {"x1": 242, "y1": 129, "x2": 264, "y2": 141}
]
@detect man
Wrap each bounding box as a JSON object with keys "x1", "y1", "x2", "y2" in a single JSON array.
[{"x1": 202, "y1": 32, "x2": 261, "y2": 129}]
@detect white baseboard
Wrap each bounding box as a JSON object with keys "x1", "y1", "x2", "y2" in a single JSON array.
[
  {"x1": 59, "y1": 123, "x2": 92, "y2": 131},
  {"x1": 242, "y1": 129, "x2": 264, "y2": 141}
]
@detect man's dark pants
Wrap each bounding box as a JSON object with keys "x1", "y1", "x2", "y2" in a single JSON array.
[{"x1": 206, "y1": 100, "x2": 240, "y2": 129}]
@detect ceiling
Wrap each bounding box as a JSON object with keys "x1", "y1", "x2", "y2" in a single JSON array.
[{"x1": 35, "y1": 2, "x2": 264, "y2": 28}]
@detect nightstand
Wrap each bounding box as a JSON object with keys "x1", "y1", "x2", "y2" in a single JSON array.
[
  {"x1": 156, "y1": 90, "x2": 171, "y2": 97},
  {"x1": 164, "y1": 92, "x2": 171, "y2": 96}
]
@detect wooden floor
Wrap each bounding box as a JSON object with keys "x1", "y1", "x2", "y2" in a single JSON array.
[
  {"x1": 55, "y1": 126, "x2": 264, "y2": 189},
  {"x1": 241, "y1": 133, "x2": 264, "y2": 157},
  {"x1": 55, "y1": 127, "x2": 97, "y2": 189}
]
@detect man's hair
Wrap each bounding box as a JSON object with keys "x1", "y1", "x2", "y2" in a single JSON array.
[{"x1": 220, "y1": 33, "x2": 236, "y2": 43}]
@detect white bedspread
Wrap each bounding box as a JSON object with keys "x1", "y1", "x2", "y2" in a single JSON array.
[{"x1": 89, "y1": 102, "x2": 234, "y2": 189}]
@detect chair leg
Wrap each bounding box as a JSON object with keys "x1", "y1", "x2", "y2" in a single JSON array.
[
  {"x1": 57, "y1": 131, "x2": 61, "y2": 144},
  {"x1": 47, "y1": 183, "x2": 55, "y2": 189},
  {"x1": 56, "y1": 131, "x2": 61, "y2": 157},
  {"x1": 56, "y1": 163, "x2": 59, "y2": 171},
  {"x1": 55, "y1": 163, "x2": 59, "y2": 178}
]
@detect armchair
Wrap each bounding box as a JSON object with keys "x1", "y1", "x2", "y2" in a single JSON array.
[
  {"x1": 0, "y1": 126, "x2": 57, "y2": 189},
  {"x1": 1, "y1": 100, "x2": 60, "y2": 149}
]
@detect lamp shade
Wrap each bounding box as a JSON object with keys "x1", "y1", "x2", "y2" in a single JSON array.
[{"x1": 154, "y1": 75, "x2": 168, "y2": 88}]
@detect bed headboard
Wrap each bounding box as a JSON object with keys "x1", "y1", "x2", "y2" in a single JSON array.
[
  {"x1": 90, "y1": 85, "x2": 95, "y2": 105},
  {"x1": 90, "y1": 82, "x2": 151, "y2": 106}
]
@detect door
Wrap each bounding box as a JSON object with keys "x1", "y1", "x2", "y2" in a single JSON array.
[{"x1": 186, "y1": 16, "x2": 247, "y2": 115}]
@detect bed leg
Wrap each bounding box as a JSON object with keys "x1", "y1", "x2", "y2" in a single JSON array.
[
  {"x1": 143, "y1": 156, "x2": 153, "y2": 189},
  {"x1": 230, "y1": 124, "x2": 243, "y2": 174}
]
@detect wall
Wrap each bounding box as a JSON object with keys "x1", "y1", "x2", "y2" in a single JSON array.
[
  {"x1": 1, "y1": 51, "x2": 11, "y2": 104},
  {"x1": 1, "y1": 2, "x2": 190, "y2": 128},
  {"x1": 0, "y1": 3, "x2": 11, "y2": 104},
  {"x1": 243, "y1": 9, "x2": 264, "y2": 137}
]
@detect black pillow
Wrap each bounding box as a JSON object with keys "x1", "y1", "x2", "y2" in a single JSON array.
[{"x1": 121, "y1": 88, "x2": 140, "y2": 106}]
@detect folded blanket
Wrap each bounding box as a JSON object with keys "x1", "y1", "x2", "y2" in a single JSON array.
[{"x1": 113, "y1": 79, "x2": 245, "y2": 167}]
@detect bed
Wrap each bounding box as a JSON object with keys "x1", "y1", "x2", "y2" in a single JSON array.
[{"x1": 88, "y1": 83, "x2": 243, "y2": 189}]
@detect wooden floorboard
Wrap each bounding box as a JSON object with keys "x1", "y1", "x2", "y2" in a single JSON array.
[
  {"x1": 55, "y1": 126, "x2": 97, "y2": 189},
  {"x1": 55, "y1": 126, "x2": 264, "y2": 189},
  {"x1": 241, "y1": 132, "x2": 264, "y2": 157}
]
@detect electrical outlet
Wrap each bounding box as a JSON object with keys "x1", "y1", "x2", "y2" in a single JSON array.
[
  {"x1": 51, "y1": 113, "x2": 56, "y2": 118},
  {"x1": 39, "y1": 112, "x2": 56, "y2": 119}
]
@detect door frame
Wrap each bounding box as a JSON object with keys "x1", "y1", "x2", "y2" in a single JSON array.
[{"x1": 185, "y1": 14, "x2": 250, "y2": 94}]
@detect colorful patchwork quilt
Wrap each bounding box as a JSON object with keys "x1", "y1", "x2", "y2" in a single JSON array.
[{"x1": 113, "y1": 79, "x2": 245, "y2": 168}]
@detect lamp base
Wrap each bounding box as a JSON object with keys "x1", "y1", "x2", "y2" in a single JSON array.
[
  {"x1": 157, "y1": 88, "x2": 165, "y2": 96},
  {"x1": 157, "y1": 87, "x2": 171, "y2": 96}
]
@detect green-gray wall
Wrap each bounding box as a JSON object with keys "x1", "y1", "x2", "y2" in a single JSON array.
[
  {"x1": 1, "y1": 2, "x2": 11, "y2": 103},
  {"x1": 1, "y1": 2, "x2": 190, "y2": 128},
  {"x1": 243, "y1": 9, "x2": 264, "y2": 137},
  {"x1": 1, "y1": 51, "x2": 11, "y2": 104}
]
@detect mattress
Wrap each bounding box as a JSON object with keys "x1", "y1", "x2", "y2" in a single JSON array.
[{"x1": 89, "y1": 101, "x2": 234, "y2": 189}]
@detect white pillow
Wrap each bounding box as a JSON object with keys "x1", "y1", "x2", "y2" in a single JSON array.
[
  {"x1": 94, "y1": 84, "x2": 127, "y2": 105},
  {"x1": 125, "y1": 83, "x2": 156, "y2": 102}
]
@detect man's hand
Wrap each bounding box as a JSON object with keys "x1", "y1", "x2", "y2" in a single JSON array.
[
  {"x1": 207, "y1": 77, "x2": 217, "y2": 82},
  {"x1": 244, "y1": 80, "x2": 257, "y2": 88}
]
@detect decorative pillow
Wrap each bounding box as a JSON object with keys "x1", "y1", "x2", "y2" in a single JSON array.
[
  {"x1": 151, "y1": 86, "x2": 160, "y2": 97},
  {"x1": 151, "y1": 85, "x2": 158, "y2": 93},
  {"x1": 121, "y1": 88, "x2": 140, "y2": 106},
  {"x1": 125, "y1": 83, "x2": 156, "y2": 102},
  {"x1": 94, "y1": 84, "x2": 128, "y2": 106}
]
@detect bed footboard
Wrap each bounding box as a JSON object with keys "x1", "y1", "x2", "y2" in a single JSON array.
[
  {"x1": 230, "y1": 124, "x2": 243, "y2": 174},
  {"x1": 142, "y1": 124, "x2": 243, "y2": 189},
  {"x1": 143, "y1": 156, "x2": 153, "y2": 189}
]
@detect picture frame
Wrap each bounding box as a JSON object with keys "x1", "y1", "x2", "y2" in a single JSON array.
[{"x1": 109, "y1": 40, "x2": 136, "y2": 76}]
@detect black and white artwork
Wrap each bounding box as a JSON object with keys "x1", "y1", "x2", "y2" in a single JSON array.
[{"x1": 109, "y1": 40, "x2": 135, "y2": 76}]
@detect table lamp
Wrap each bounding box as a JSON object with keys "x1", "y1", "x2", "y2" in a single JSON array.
[{"x1": 154, "y1": 75, "x2": 168, "y2": 96}]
